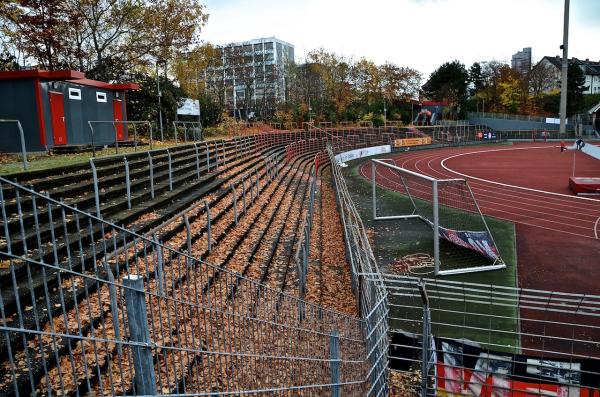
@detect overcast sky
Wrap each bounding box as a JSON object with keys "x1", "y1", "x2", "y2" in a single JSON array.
[{"x1": 200, "y1": 0, "x2": 600, "y2": 78}]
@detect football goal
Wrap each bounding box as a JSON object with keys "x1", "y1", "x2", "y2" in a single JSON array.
[{"x1": 370, "y1": 158, "x2": 505, "y2": 276}]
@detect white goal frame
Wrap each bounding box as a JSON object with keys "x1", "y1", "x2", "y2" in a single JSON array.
[{"x1": 371, "y1": 158, "x2": 506, "y2": 276}]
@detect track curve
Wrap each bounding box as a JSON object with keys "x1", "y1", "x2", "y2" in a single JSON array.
[{"x1": 360, "y1": 142, "x2": 600, "y2": 295}]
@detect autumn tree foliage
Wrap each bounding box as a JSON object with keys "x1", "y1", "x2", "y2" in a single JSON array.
[
  {"x1": 274, "y1": 48, "x2": 421, "y2": 125},
  {"x1": 0, "y1": 0, "x2": 207, "y2": 79},
  {"x1": 462, "y1": 59, "x2": 589, "y2": 117}
]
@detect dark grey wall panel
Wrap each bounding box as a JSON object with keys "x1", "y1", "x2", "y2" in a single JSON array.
[{"x1": 0, "y1": 79, "x2": 43, "y2": 153}]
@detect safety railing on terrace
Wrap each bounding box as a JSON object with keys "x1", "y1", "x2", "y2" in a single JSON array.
[
  {"x1": 294, "y1": 150, "x2": 330, "y2": 303},
  {"x1": 0, "y1": 176, "x2": 373, "y2": 396},
  {"x1": 376, "y1": 274, "x2": 600, "y2": 396},
  {"x1": 469, "y1": 112, "x2": 552, "y2": 123},
  {"x1": 327, "y1": 146, "x2": 389, "y2": 396}
]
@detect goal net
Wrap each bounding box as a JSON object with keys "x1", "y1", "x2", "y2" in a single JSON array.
[{"x1": 370, "y1": 159, "x2": 505, "y2": 276}]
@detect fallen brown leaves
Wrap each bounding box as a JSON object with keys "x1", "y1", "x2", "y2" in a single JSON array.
[
  {"x1": 388, "y1": 370, "x2": 421, "y2": 397},
  {"x1": 303, "y1": 169, "x2": 358, "y2": 317}
]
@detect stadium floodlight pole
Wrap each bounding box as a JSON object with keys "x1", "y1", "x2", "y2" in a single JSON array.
[{"x1": 559, "y1": 0, "x2": 570, "y2": 135}]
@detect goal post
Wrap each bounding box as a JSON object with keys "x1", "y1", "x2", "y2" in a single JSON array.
[{"x1": 370, "y1": 158, "x2": 505, "y2": 276}]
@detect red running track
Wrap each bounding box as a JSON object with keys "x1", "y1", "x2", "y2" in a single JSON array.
[{"x1": 360, "y1": 142, "x2": 600, "y2": 295}]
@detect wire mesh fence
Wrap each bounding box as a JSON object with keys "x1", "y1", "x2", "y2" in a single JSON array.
[
  {"x1": 5, "y1": 126, "x2": 592, "y2": 396},
  {"x1": 327, "y1": 147, "x2": 389, "y2": 396},
  {"x1": 0, "y1": 176, "x2": 373, "y2": 396},
  {"x1": 376, "y1": 274, "x2": 600, "y2": 397}
]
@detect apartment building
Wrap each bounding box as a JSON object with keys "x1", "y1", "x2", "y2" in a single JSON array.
[{"x1": 205, "y1": 37, "x2": 294, "y2": 116}]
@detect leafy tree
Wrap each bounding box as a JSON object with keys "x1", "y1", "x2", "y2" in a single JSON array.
[
  {"x1": 126, "y1": 71, "x2": 186, "y2": 132},
  {"x1": 527, "y1": 62, "x2": 555, "y2": 104},
  {"x1": 539, "y1": 63, "x2": 589, "y2": 116},
  {"x1": 567, "y1": 62, "x2": 586, "y2": 116},
  {"x1": 1, "y1": 0, "x2": 74, "y2": 70},
  {"x1": 1, "y1": 0, "x2": 207, "y2": 80},
  {"x1": 468, "y1": 62, "x2": 484, "y2": 96},
  {"x1": 0, "y1": 51, "x2": 19, "y2": 70},
  {"x1": 497, "y1": 67, "x2": 525, "y2": 113},
  {"x1": 422, "y1": 60, "x2": 469, "y2": 107},
  {"x1": 380, "y1": 62, "x2": 421, "y2": 102}
]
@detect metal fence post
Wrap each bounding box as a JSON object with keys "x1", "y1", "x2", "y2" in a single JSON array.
[
  {"x1": 113, "y1": 121, "x2": 119, "y2": 154},
  {"x1": 184, "y1": 213, "x2": 192, "y2": 255},
  {"x1": 88, "y1": 121, "x2": 96, "y2": 157},
  {"x1": 124, "y1": 158, "x2": 131, "y2": 209},
  {"x1": 89, "y1": 159, "x2": 101, "y2": 218},
  {"x1": 153, "y1": 235, "x2": 165, "y2": 295},
  {"x1": 103, "y1": 259, "x2": 121, "y2": 352},
  {"x1": 123, "y1": 275, "x2": 157, "y2": 396},
  {"x1": 241, "y1": 177, "x2": 247, "y2": 213},
  {"x1": 0, "y1": 120, "x2": 29, "y2": 170},
  {"x1": 194, "y1": 143, "x2": 201, "y2": 180},
  {"x1": 418, "y1": 280, "x2": 431, "y2": 397},
  {"x1": 432, "y1": 180, "x2": 440, "y2": 275},
  {"x1": 330, "y1": 330, "x2": 340, "y2": 397},
  {"x1": 205, "y1": 142, "x2": 210, "y2": 172},
  {"x1": 371, "y1": 161, "x2": 377, "y2": 220},
  {"x1": 230, "y1": 184, "x2": 238, "y2": 224},
  {"x1": 205, "y1": 201, "x2": 212, "y2": 252},
  {"x1": 148, "y1": 152, "x2": 155, "y2": 199},
  {"x1": 215, "y1": 142, "x2": 220, "y2": 169},
  {"x1": 166, "y1": 149, "x2": 173, "y2": 191},
  {"x1": 149, "y1": 124, "x2": 154, "y2": 150}
]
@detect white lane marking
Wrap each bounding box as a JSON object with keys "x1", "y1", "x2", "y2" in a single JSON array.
[
  {"x1": 595, "y1": 216, "x2": 600, "y2": 239},
  {"x1": 367, "y1": 163, "x2": 596, "y2": 239},
  {"x1": 439, "y1": 146, "x2": 600, "y2": 203}
]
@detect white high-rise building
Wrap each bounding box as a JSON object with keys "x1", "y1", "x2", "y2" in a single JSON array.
[
  {"x1": 511, "y1": 47, "x2": 532, "y2": 75},
  {"x1": 205, "y1": 37, "x2": 295, "y2": 116}
]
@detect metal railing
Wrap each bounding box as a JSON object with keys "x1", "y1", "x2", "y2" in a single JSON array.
[
  {"x1": 327, "y1": 146, "x2": 389, "y2": 396},
  {"x1": 172, "y1": 121, "x2": 203, "y2": 143},
  {"x1": 377, "y1": 274, "x2": 600, "y2": 396},
  {"x1": 0, "y1": 175, "x2": 373, "y2": 396},
  {"x1": 88, "y1": 120, "x2": 154, "y2": 156},
  {"x1": 468, "y1": 111, "x2": 551, "y2": 123},
  {"x1": 0, "y1": 119, "x2": 28, "y2": 170}
]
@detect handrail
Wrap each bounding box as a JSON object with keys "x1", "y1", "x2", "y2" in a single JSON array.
[{"x1": 0, "y1": 119, "x2": 28, "y2": 170}]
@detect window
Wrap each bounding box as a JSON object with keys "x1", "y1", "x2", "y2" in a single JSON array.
[
  {"x1": 96, "y1": 92, "x2": 107, "y2": 103},
  {"x1": 68, "y1": 87, "x2": 81, "y2": 100}
]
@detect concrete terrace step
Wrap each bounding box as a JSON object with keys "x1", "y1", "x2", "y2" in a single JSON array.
[{"x1": 0, "y1": 140, "x2": 253, "y2": 233}]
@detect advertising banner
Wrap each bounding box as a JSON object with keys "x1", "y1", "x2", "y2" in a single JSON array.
[
  {"x1": 394, "y1": 137, "x2": 432, "y2": 147},
  {"x1": 177, "y1": 98, "x2": 200, "y2": 116},
  {"x1": 437, "y1": 226, "x2": 500, "y2": 262},
  {"x1": 334, "y1": 145, "x2": 391, "y2": 165},
  {"x1": 422, "y1": 219, "x2": 500, "y2": 262},
  {"x1": 435, "y1": 339, "x2": 599, "y2": 397}
]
